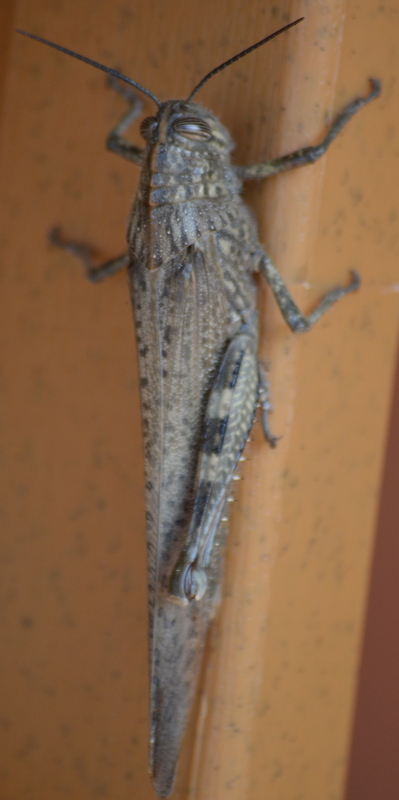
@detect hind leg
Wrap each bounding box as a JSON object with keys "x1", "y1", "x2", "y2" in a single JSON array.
[{"x1": 258, "y1": 363, "x2": 279, "y2": 448}]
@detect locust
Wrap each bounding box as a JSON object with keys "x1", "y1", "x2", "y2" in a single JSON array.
[{"x1": 18, "y1": 19, "x2": 380, "y2": 798}]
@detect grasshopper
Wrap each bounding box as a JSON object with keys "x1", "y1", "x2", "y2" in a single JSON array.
[{"x1": 18, "y1": 19, "x2": 380, "y2": 798}]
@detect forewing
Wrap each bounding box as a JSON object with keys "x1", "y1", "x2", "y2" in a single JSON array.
[{"x1": 129, "y1": 234, "x2": 231, "y2": 795}]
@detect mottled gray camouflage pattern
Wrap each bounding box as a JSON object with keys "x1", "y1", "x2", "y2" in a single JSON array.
[
  {"x1": 121, "y1": 79, "x2": 381, "y2": 792},
  {"x1": 38, "y1": 66, "x2": 378, "y2": 797},
  {"x1": 128, "y1": 101, "x2": 262, "y2": 796}
]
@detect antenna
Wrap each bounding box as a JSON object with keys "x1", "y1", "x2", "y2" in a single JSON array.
[
  {"x1": 16, "y1": 29, "x2": 162, "y2": 107},
  {"x1": 187, "y1": 17, "x2": 304, "y2": 101}
]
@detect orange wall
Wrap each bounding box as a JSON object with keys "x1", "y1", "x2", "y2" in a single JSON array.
[{"x1": 1, "y1": 2, "x2": 399, "y2": 799}]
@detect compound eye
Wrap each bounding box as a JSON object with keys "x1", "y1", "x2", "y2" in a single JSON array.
[
  {"x1": 140, "y1": 116, "x2": 158, "y2": 140},
  {"x1": 172, "y1": 117, "x2": 212, "y2": 141}
]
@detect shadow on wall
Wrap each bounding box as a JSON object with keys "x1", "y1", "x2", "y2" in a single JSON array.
[{"x1": 345, "y1": 344, "x2": 399, "y2": 800}]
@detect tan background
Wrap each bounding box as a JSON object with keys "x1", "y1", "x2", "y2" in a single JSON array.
[{"x1": 1, "y1": 1, "x2": 398, "y2": 799}]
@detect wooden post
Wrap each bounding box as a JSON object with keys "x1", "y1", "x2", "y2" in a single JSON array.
[{"x1": 1, "y1": 2, "x2": 398, "y2": 799}]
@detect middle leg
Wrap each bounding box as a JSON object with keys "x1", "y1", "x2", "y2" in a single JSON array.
[
  {"x1": 259, "y1": 252, "x2": 360, "y2": 333},
  {"x1": 50, "y1": 227, "x2": 129, "y2": 282}
]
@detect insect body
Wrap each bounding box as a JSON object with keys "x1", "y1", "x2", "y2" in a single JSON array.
[
  {"x1": 128, "y1": 99, "x2": 264, "y2": 796},
  {"x1": 18, "y1": 21, "x2": 380, "y2": 799}
]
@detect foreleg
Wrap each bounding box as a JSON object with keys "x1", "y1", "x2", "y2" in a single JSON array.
[
  {"x1": 237, "y1": 79, "x2": 380, "y2": 181},
  {"x1": 106, "y1": 77, "x2": 143, "y2": 165}
]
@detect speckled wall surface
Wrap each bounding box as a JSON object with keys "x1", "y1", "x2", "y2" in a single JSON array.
[{"x1": 1, "y1": 1, "x2": 398, "y2": 799}]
